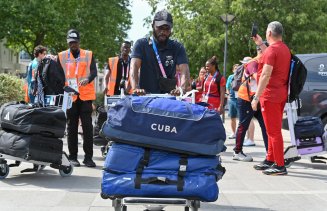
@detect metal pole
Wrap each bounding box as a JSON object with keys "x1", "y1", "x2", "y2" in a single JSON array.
[
  {"x1": 223, "y1": 23, "x2": 228, "y2": 82},
  {"x1": 222, "y1": 22, "x2": 228, "y2": 123}
]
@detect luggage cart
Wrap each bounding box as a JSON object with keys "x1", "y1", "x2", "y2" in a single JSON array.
[
  {"x1": 0, "y1": 86, "x2": 78, "y2": 179},
  {"x1": 101, "y1": 89, "x2": 204, "y2": 211},
  {"x1": 107, "y1": 197, "x2": 200, "y2": 211},
  {"x1": 284, "y1": 100, "x2": 327, "y2": 167}
]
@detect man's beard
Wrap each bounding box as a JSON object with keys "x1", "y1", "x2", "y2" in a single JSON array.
[
  {"x1": 70, "y1": 48, "x2": 79, "y2": 53},
  {"x1": 153, "y1": 31, "x2": 170, "y2": 44}
]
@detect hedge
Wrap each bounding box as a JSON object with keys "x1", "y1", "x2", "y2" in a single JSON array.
[{"x1": 0, "y1": 73, "x2": 25, "y2": 105}]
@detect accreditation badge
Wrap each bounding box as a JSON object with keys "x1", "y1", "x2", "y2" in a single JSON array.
[
  {"x1": 68, "y1": 78, "x2": 78, "y2": 92},
  {"x1": 202, "y1": 95, "x2": 208, "y2": 103}
]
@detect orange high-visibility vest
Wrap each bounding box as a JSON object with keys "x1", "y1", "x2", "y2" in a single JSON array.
[
  {"x1": 106, "y1": 56, "x2": 119, "y2": 96},
  {"x1": 58, "y1": 49, "x2": 95, "y2": 101}
]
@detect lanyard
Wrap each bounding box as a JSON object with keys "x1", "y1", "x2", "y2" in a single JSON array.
[
  {"x1": 121, "y1": 58, "x2": 130, "y2": 79},
  {"x1": 66, "y1": 50, "x2": 80, "y2": 77},
  {"x1": 151, "y1": 37, "x2": 168, "y2": 78},
  {"x1": 203, "y1": 71, "x2": 218, "y2": 96}
]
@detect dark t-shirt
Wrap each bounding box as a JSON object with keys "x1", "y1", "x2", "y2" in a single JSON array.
[
  {"x1": 131, "y1": 37, "x2": 188, "y2": 93},
  {"x1": 113, "y1": 57, "x2": 129, "y2": 95}
]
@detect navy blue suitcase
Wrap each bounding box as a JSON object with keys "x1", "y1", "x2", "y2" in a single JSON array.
[
  {"x1": 101, "y1": 143, "x2": 225, "y2": 202},
  {"x1": 294, "y1": 116, "x2": 324, "y2": 139},
  {"x1": 101, "y1": 96, "x2": 226, "y2": 155}
]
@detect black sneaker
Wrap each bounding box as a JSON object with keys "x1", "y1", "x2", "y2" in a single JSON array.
[
  {"x1": 69, "y1": 159, "x2": 80, "y2": 167},
  {"x1": 263, "y1": 164, "x2": 288, "y2": 175},
  {"x1": 83, "y1": 159, "x2": 96, "y2": 167},
  {"x1": 253, "y1": 159, "x2": 274, "y2": 170}
]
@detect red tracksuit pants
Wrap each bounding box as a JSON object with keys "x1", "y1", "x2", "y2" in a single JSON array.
[{"x1": 260, "y1": 99, "x2": 286, "y2": 166}]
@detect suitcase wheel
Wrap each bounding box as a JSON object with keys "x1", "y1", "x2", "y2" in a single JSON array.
[
  {"x1": 59, "y1": 163, "x2": 74, "y2": 177},
  {"x1": 0, "y1": 163, "x2": 9, "y2": 179}
]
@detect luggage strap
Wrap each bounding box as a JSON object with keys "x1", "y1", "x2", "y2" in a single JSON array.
[
  {"x1": 134, "y1": 148, "x2": 151, "y2": 189},
  {"x1": 177, "y1": 155, "x2": 188, "y2": 191},
  {"x1": 134, "y1": 151, "x2": 188, "y2": 192}
]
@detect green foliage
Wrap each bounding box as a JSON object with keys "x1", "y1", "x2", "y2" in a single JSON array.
[
  {"x1": 0, "y1": 74, "x2": 25, "y2": 104},
  {"x1": 147, "y1": 0, "x2": 327, "y2": 77},
  {"x1": 94, "y1": 92, "x2": 105, "y2": 107},
  {"x1": 0, "y1": 0, "x2": 132, "y2": 67}
]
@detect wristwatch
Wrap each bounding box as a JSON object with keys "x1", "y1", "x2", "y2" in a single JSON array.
[{"x1": 252, "y1": 95, "x2": 259, "y2": 101}]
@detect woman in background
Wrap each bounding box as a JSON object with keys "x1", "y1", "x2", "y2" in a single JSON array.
[{"x1": 201, "y1": 56, "x2": 226, "y2": 113}]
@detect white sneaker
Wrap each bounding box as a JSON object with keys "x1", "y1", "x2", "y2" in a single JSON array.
[
  {"x1": 244, "y1": 139, "x2": 255, "y2": 146},
  {"x1": 233, "y1": 152, "x2": 253, "y2": 162},
  {"x1": 228, "y1": 133, "x2": 236, "y2": 139}
]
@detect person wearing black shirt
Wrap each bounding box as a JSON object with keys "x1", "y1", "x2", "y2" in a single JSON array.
[
  {"x1": 104, "y1": 41, "x2": 131, "y2": 96},
  {"x1": 130, "y1": 10, "x2": 190, "y2": 95},
  {"x1": 57, "y1": 29, "x2": 97, "y2": 168}
]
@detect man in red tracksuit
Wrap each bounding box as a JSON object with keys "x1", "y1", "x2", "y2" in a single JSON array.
[{"x1": 251, "y1": 21, "x2": 291, "y2": 175}]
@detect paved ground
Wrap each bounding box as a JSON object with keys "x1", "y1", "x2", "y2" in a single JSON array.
[{"x1": 0, "y1": 117, "x2": 327, "y2": 211}]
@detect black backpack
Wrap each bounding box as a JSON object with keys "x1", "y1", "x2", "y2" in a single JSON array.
[
  {"x1": 288, "y1": 54, "x2": 307, "y2": 103},
  {"x1": 36, "y1": 56, "x2": 65, "y2": 95},
  {"x1": 231, "y1": 64, "x2": 245, "y2": 91}
]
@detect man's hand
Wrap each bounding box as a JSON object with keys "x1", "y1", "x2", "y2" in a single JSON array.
[
  {"x1": 170, "y1": 88, "x2": 181, "y2": 96},
  {"x1": 79, "y1": 79, "x2": 89, "y2": 86},
  {"x1": 251, "y1": 99, "x2": 259, "y2": 111},
  {"x1": 252, "y1": 34, "x2": 263, "y2": 46},
  {"x1": 133, "y1": 88, "x2": 146, "y2": 96},
  {"x1": 217, "y1": 106, "x2": 224, "y2": 114}
]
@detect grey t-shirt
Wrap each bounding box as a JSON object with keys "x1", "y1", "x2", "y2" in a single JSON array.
[{"x1": 131, "y1": 37, "x2": 188, "y2": 93}]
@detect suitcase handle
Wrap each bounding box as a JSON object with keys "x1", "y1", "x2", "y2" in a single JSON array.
[
  {"x1": 141, "y1": 176, "x2": 177, "y2": 185},
  {"x1": 139, "y1": 97, "x2": 195, "y2": 117}
]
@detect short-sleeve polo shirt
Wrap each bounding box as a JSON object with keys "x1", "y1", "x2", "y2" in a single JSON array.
[{"x1": 131, "y1": 37, "x2": 188, "y2": 93}]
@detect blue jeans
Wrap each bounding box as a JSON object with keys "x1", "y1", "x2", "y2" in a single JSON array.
[{"x1": 233, "y1": 98, "x2": 268, "y2": 153}]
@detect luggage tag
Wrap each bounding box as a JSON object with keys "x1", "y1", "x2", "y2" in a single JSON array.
[
  {"x1": 68, "y1": 79, "x2": 79, "y2": 92},
  {"x1": 202, "y1": 95, "x2": 208, "y2": 103}
]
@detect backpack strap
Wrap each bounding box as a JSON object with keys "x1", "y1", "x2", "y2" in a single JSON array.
[{"x1": 214, "y1": 71, "x2": 222, "y2": 96}]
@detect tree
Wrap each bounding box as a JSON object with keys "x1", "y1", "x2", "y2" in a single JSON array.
[
  {"x1": 0, "y1": 0, "x2": 132, "y2": 66},
  {"x1": 147, "y1": 0, "x2": 327, "y2": 77}
]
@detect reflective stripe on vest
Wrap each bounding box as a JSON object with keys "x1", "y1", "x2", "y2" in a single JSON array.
[
  {"x1": 106, "y1": 56, "x2": 119, "y2": 96},
  {"x1": 59, "y1": 49, "x2": 95, "y2": 101}
]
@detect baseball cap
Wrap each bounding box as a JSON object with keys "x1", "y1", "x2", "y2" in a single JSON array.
[
  {"x1": 153, "y1": 10, "x2": 173, "y2": 28},
  {"x1": 240, "y1": 57, "x2": 252, "y2": 64},
  {"x1": 67, "y1": 29, "x2": 80, "y2": 43}
]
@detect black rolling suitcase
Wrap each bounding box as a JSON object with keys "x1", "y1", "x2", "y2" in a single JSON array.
[
  {"x1": 93, "y1": 106, "x2": 108, "y2": 146},
  {"x1": 0, "y1": 129, "x2": 63, "y2": 164},
  {"x1": 0, "y1": 102, "x2": 66, "y2": 138}
]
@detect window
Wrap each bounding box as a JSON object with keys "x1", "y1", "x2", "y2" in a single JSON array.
[{"x1": 304, "y1": 56, "x2": 327, "y2": 83}]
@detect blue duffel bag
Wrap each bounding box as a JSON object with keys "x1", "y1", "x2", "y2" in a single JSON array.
[
  {"x1": 101, "y1": 143, "x2": 225, "y2": 202},
  {"x1": 294, "y1": 116, "x2": 324, "y2": 139},
  {"x1": 101, "y1": 96, "x2": 226, "y2": 155}
]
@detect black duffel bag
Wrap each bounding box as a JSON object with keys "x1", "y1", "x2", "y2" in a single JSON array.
[
  {"x1": 0, "y1": 129, "x2": 63, "y2": 164},
  {"x1": 294, "y1": 116, "x2": 324, "y2": 139},
  {"x1": 0, "y1": 102, "x2": 66, "y2": 138}
]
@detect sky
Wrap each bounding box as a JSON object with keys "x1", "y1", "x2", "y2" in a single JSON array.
[{"x1": 127, "y1": 0, "x2": 166, "y2": 42}]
